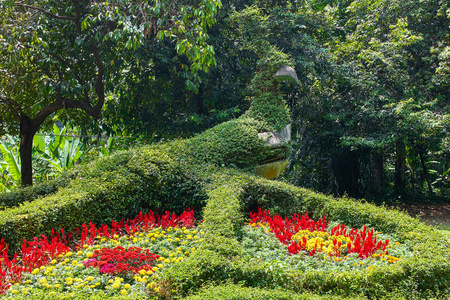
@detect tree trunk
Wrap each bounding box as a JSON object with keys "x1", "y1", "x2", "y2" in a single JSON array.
[
  {"x1": 19, "y1": 116, "x2": 37, "y2": 187},
  {"x1": 334, "y1": 150, "x2": 360, "y2": 198},
  {"x1": 394, "y1": 140, "x2": 406, "y2": 195},
  {"x1": 373, "y1": 150, "x2": 384, "y2": 195},
  {"x1": 418, "y1": 148, "x2": 434, "y2": 197}
]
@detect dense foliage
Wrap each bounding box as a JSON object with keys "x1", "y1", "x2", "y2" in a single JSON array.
[
  {"x1": 0, "y1": 0, "x2": 220, "y2": 186},
  {"x1": 0, "y1": 1, "x2": 449, "y2": 297}
]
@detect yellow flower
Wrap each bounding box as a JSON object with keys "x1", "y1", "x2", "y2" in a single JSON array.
[
  {"x1": 139, "y1": 269, "x2": 147, "y2": 276},
  {"x1": 77, "y1": 251, "x2": 83, "y2": 255},
  {"x1": 50, "y1": 259, "x2": 57, "y2": 265},
  {"x1": 39, "y1": 278, "x2": 47, "y2": 285},
  {"x1": 65, "y1": 251, "x2": 73, "y2": 257},
  {"x1": 83, "y1": 244, "x2": 89, "y2": 249},
  {"x1": 120, "y1": 289, "x2": 128, "y2": 295},
  {"x1": 152, "y1": 266, "x2": 158, "y2": 272},
  {"x1": 124, "y1": 283, "x2": 131, "y2": 289},
  {"x1": 146, "y1": 270, "x2": 153, "y2": 275},
  {"x1": 11, "y1": 290, "x2": 18, "y2": 295},
  {"x1": 86, "y1": 276, "x2": 95, "y2": 282},
  {"x1": 112, "y1": 282, "x2": 120, "y2": 289},
  {"x1": 113, "y1": 234, "x2": 119, "y2": 239},
  {"x1": 31, "y1": 268, "x2": 39, "y2": 275},
  {"x1": 86, "y1": 252, "x2": 93, "y2": 258}
]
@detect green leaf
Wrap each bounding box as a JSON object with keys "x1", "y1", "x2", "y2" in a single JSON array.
[{"x1": 0, "y1": 141, "x2": 21, "y2": 182}]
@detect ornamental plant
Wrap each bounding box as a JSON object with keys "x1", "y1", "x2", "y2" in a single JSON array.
[
  {"x1": 249, "y1": 208, "x2": 391, "y2": 259},
  {"x1": 0, "y1": 208, "x2": 196, "y2": 295},
  {"x1": 84, "y1": 246, "x2": 160, "y2": 277}
]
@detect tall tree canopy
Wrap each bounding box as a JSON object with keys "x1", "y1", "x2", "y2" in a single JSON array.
[
  {"x1": 286, "y1": 0, "x2": 450, "y2": 200},
  {"x1": 0, "y1": 0, "x2": 220, "y2": 186}
]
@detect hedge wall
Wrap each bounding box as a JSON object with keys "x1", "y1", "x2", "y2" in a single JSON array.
[
  {"x1": 0, "y1": 128, "x2": 448, "y2": 299},
  {"x1": 0, "y1": 141, "x2": 208, "y2": 252},
  {"x1": 160, "y1": 171, "x2": 450, "y2": 299}
]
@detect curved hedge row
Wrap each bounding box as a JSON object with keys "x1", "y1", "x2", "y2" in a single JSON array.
[
  {"x1": 0, "y1": 133, "x2": 449, "y2": 299},
  {"x1": 0, "y1": 141, "x2": 208, "y2": 253},
  {"x1": 157, "y1": 171, "x2": 449, "y2": 299}
]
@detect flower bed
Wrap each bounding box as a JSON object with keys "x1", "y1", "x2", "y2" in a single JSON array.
[
  {"x1": 0, "y1": 207, "x2": 417, "y2": 298},
  {"x1": 242, "y1": 208, "x2": 411, "y2": 272},
  {"x1": 0, "y1": 209, "x2": 201, "y2": 298}
]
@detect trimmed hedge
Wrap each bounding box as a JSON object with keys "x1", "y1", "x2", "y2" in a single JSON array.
[
  {"x1": 186, "y1": 116, "x2": 288, "y2": 168},
  {"x1": 0, "y1": 170, "x2": 76, "y2": 209},
  {"x1": 0, "y1": 141, "x2": 208, "y2": 253},
  {"x1": 159, "y1": 171, "x2": 450, "y2": 299},
  {"x1": 184, "y1": 283, "x2": 363, "y2": 300},
  {"x1": 0, "y1": 128, "x2": 449, "y2": 299}
]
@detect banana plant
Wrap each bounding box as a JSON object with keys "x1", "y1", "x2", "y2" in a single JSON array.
[
  {"x1": 0, "y1": 136, "x2": 21, "y2": 191},
  {"x1": 33, "y1": 125, "x2": 85, "y2": 175}
]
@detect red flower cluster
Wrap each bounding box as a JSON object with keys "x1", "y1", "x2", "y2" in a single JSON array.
[
  {"x1": 84, "y1": 246, "x2": 160, "y2": 276},
  {"x1": 0, "y1": 208, "x2": 196, "y2": 294},
  {"x1": 249, "y1": 208, "x2": 328, "y2": 244},
  {"x1": 77, "y1": 208, "x2": 195, "y2": 247},
  {"x1": 250, "y1": 209, "x2": 389, "y2": 258},
  {"x1": 0, "y1": 234, "x2": 70, "y2": 293}
]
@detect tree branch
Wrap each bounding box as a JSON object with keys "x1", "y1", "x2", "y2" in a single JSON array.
[
  {"x1": 32, "y1": 97, "x2": 101, "y2": 129},
  {"x1": 49, "y1": 52, "x2": 85, "y2": 85},
  {"x1": 15, "y1": 3, "x2": 76, "y2": 21},
  {"x1": 0, "y1": 96, "x2": 23, "y2": 120}
]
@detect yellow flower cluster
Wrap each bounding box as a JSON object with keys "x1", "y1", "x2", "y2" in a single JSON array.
[
  {"x1": 291, "y1": 230, "x2": 352, "y2": 254},
  {"x1": 372, "y1": 253, "x2": 401, "y2": 263},
  {"x1": 8, "y1": 224, "x2": 206, "y2": 298}
]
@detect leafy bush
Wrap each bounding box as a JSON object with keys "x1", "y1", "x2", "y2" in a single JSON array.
[
  {"x1": 186, "y1": 117, "x2": 287, "y2": 168},
  {"x1": 184, "y1": 283, "x2": 362, "y2": 300}
]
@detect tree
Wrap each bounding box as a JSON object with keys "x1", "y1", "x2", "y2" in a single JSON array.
[
  {"x1": 0, "y1": 0, "x2": 220, "y2": 186},
  {"x1": 286, "y1": 0, "x2": 450, "y2": 200}
]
